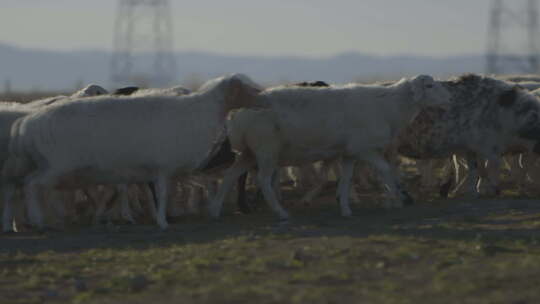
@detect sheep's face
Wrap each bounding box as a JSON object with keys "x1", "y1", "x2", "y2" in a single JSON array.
[
  {"x1": 224, "y1": 76, "x2": 262, "y2": 111},
  {"x1": 410, "y1": 75, "x2": 451, "y2": 108},
  {"x1": 497, "y1": 85, "x2": 540, "y2": 142}
]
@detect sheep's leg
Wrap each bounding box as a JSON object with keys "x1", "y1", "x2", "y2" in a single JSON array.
[
  {"x1": 451, "y1": 155, "x2": 471, "y2": 196},
  {"x1": 129, "y1": 184, "x2": 144, "y2": 214},
  {"x1": 167, "y1": 180, "x2": 184, "y2": 219},
  {"x1": 336, "y1": 158, "x2": 355, "y2": 217},
  {"x1": 209, "y1": 157, "x2": 253, "y2": 218},
  {"x1": 117, "y1": 184, "x2": 136, "y2": 224},
  {"x1": 439, "y1": 157, "x2": 455, "y2": 198},
  {"x1": 186, "y1": 186, "x2": 201, "y2": 215},
  {"x1": 463, "y1": 153, "x2": 480, "y2": 198},
  {"x1": 150, "y1": 175, "x2": 169, "y2": 230},
  {"x1": 483, "y1": 155, "x2": 501, "y2": 196},
  {"x1": 300, "y1": 161, "x2": 330, "y2": 204},
  {"x1": 516, "y1": 153, "x2": 538, "y2": 192},
  {"x1": 24, "y1": 170, "x2": 56, "y2": 229},
  {"x1": 453, "y1": 154, "x2": 462, "y2": 188},
  {"x1": 2, "y1": 183, "x2": 16, "y2": 232},
  {"x1": 417, "y1": 160, "x2": 434, "y2": 189},
  {"x1": 142, "y1": 183, "x2": 158, "y2": 221},
  {"x1": 236, "y1": 173, "x2": 251, "y2": 214},
  {"x1": 365, "y1": 153, "x2": 411, "y2": 209},
  {"x1": 505, "y1": 155, "x2": 521, "y2": 183},
  {"x1": 257, "y1": 165, "x2": 289, "y2": 220},
  {"x1": 271, "y1": 169, "x2": 282, "y2": 202},
  {"x1": 86, "y1": 186, "x2": 112, "y2": 224}
]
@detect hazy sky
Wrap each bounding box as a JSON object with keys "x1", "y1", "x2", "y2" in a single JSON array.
[{"x1": 0, "y1": 0, "x2": 507, "y2": 57}]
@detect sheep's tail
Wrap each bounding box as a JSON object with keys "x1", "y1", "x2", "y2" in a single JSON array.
[{"x1": 2, "y1": 117, "x2": 34, "y2": 181}]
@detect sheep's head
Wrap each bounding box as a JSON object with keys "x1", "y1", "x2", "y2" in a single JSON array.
[
  {"x1": 294, "y1": 81, "x2": 330, "y2": 87},
  {"x1": 495, "y1": 83, "x2": 540, "y2": 142},
  {"x1": 113, "y1": 86, "x2": 140, "y2": 96},
  {"x1": 223, "y1": 74, "x2": 262, "y2": 111},
  {"x1": 409, "y1": 75, "x2": 451, "y2": 108},
  {"x1": 73, "y1": 84, "x2": 109, "y2": 97}
]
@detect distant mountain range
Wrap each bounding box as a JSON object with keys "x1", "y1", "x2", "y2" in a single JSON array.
[{"x1": 0, "y1": 42, "x2": 488, "y2": 91}]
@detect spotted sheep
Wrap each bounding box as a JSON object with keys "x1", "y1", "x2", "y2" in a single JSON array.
[{"x1": 396, "y1": 74, "x2": 540, "y2": 197}]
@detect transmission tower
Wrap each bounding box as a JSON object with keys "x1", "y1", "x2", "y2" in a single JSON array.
[
  {"x1": 111, "y1": 0, "x2": 177, "y2": 86},
  {"x1": 486, "y1": 0, "x2": 540, "y2": 74}
]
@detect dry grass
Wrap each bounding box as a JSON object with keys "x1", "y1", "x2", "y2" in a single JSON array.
[{"x1": 1, "y1": 192, "x2": 540, "y2": 304}]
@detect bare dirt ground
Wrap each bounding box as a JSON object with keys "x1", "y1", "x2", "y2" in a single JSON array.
[{"x1": 1, "y1": 187, "x2": 540, "y2": 304}]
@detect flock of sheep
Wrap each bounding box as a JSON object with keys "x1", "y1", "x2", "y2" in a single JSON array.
[{"x1": 2, "y1": 72, "x2": 540, "y2": 233}]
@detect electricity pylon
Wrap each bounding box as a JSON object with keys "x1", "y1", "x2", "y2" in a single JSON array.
[
  {"x1": 486, "y1": 0, "x2": 540, "y2": 74},
  {"x1": 111, "y1": 0, "x2": 177, "y2": 86}
]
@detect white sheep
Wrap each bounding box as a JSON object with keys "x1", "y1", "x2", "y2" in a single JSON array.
[
  {"x1": 93, "y1": 84, "x2": 194, "y2": 225},
  {"x1": 208, "y1": 75, "x2": 451, "y2": 220},
  {"x1": 3, "y1": 74, "x2": 261, "y2": 230},
  {"x1": 1, "y1": 84, "x2": 109, "y2": 232}
]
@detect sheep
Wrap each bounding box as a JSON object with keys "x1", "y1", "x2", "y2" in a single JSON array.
[
  {"x1": 396, "y1": 74, "x2": 540, "y2": 198},
  {"x1": 461, "y1": 86, "x2": 540, "y2": 196},
  {"x1": 110, "y1": 83, "x2": 249, "y2": 223},
  {"x1": 3, "y1": 74, "x2": 261, "y2": 230},
  {"x1": 1, "y1": 84, "x2": 109, "y2": 232},
  {"x1": 181, "y1": 80, "x2": 335, "y2": 216},
  {"x1": 95, "y1": 84, "x2": 194, "y2": 225},
  {"x1": 208, "y1": 75, "x2": 451, "y2": 220},
  {"x1": 421, "y1": 78, "x2": 540, "y2": 198}
]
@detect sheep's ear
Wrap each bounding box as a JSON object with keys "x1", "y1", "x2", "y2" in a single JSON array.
[{"x1": 498, "y1": 88, "x2": 518, "y2": 107}]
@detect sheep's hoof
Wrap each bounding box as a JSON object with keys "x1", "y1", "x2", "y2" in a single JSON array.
[
  {"x1": 157, "y1": 221, "x2": 169, "y2": 231},
  {"x1": 121, "y1": 214, "x2": 136, "y2": 225},
  {"x1": 402, "y1": 191, "x2": 415, "y2": 206},
  {"x1": 208, "y1": 204, "x2": 222, "y2": 219},
  {"x1": 273, "y1": 220, "x2": 290, "y2": 233},
  {"x1": 340, "y1": 209, "x2": 353, "y2": 217}
]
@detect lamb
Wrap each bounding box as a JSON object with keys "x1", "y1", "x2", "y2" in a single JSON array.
[
  {"x1": 396, "y1": 74, "x2": 540, "y2": 198},
  {"x1": 3, "y1": 74, "x2": 261, "y2": 230},
  {"x1": 208, "y1": 75, "x2": 451, "y2": 220}
]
